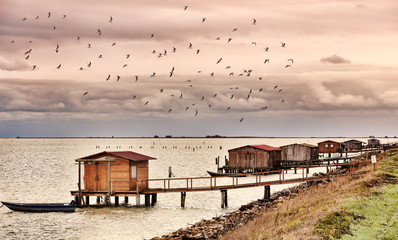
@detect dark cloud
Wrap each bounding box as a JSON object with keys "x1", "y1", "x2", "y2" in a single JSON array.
[{"x1": 320, "y1": 54, "x2": 351, "y2": 64}]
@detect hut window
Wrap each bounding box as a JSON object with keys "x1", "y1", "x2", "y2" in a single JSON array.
[
  {"x1": 131, "y1": 166, "x2": 137, "y2": 178},
  {"x1": 330, "y1": 144, "x2": 334, "y2": 147},
  {"x1": 325, "y1": 144, "x2": 329, "y2": 147}
]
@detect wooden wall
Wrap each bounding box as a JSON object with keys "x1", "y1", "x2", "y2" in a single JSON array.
[
  {"x1": 228, "y1": 146, "x2": 281, "y2": 170},
  {"x1": 281, "y1": 145, "x2": 319, "y2": 161},
  {"x1": 318, "y1": 141, "x2": 341, "y2": 154}
]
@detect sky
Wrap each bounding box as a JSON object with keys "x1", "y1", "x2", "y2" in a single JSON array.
[{"x1": 0, "y1": 0, "x2": 397, "y2": 137}]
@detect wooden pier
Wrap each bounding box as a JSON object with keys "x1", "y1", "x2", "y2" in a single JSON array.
[{"x1": 71, "y1": 159, "x2": 374, "y2": 208}]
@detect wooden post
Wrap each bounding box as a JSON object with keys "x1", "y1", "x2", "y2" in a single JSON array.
[
  {"x1": 115, "y1": 196, "x2": 119, "y2": 207},
  {"x1": 264, "y1": 185, "x2": 271, "y2": 200},
  {"x1": 294, "y1": 167, "x2": 297, "y2": 174},
  {"x1": 181, "y1": 192, "x2": 186, "y2": 208},
  {"x1": 78, "y1": 162, "x2": 82, "y2": 205},
  {"x1": 221, "y1": 190, "x2": 228, "y2": 208},
  {"x1": 124, "y1": 196, "x2": 129, "y2": 205},
  {"x1": 97, "y1": 196, "x2": 101, "y2": 204},
  {"x1": 105, "y1": 195, "x2": 110, "y2": 206},
  {"x1": 151, "y1": 193, "x2": 157, "y2": 206},
  {"x1": 85, "y1": 196, "x2": 90, "y2": 206},
  {"x1": 145, "y1": 194, "x2": 151, "y2": 206},
  {"x1": 168, "y1": 167, "x2": 172, "y2": 178},
  {"x1": 136, "y1": 195, "x2": 140, "y2": 206}
]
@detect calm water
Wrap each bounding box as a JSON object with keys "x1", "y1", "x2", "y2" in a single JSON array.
[{"x1": 0, "y1": 137, "x2": 374, "y2": 239}]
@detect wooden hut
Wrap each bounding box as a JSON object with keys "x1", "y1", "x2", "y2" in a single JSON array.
[
  {"x1": 76, "y1": 151, "x2": 156, "y2": 193},
  {"x1": 280, "y1": 143, "x2": 319, "y2": 161},
  {"x1": 318, "y1": 140, "x2": 342, "y2": 157},
  {"x1": 367, "y1": 138, "x2": 380, "y2": 147},
  {"x1": 342, "y1": 139, "x2": 364, "y2": 151},
  {"x1": 227, "y1": 145, "x2": 281, "y2": 172}
]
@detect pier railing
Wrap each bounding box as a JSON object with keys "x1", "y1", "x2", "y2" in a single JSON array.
[{"x1": 139, "y1": 160, "x2": 372, "y2": 194}]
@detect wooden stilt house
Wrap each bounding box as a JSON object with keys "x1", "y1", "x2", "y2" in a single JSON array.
[
  {"x1": 318, "y1": 140, "x2": 342, "y2": 157},
  {"x1": 227, "y1": 145, "x2": 282, "y2": 173},
  {"x1": 75, "y1": 151, "x2": 156, "y2": 193},
  {"x1": 280, "y1": 143, "x2": 319, "y2": 161}
]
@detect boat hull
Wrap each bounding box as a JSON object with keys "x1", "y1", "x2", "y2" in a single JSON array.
[
  {"x1": 207, "y1": 171, "x2": 246, "y2": 177},
  {"x1": 1, "y1": 201, "x2": 76, "y2": 212}
]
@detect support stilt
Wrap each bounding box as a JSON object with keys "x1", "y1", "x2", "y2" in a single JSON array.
[
  {"x1": 124, "y1": 196, "x2": 129, "y2": 205},
  {"x1": 294, "y1": 167, "x2": 297, "y2": 174},
  {"x1": 181, "y1": 192, "x2": 186, "y2": 208},
  {"x1": 151, "y1": 193, "x2": 157, "y2": 206},
  {"x1": 264, "y1": 185, "x2": 271, "y2": 200},
  {"x1": 85, "y1": 196, "x2": 90, "y2": 206},
  {"x1": 221, "y1": 190, "x2": 228, "y2": 208},
  {"x1": 115, "y1": 196, "x2": 119, "y2": 207},
  {"x1": 97, "y1": 196, "x2": 101, "y2": 204},
  {"x1": 145, "y1": 194, "x2": 151, "y2": 206},
  {"x1": 136, "y1": 195, "x2": 140, "y2": 206}
]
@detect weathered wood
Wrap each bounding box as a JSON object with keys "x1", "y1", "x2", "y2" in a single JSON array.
[
  {"x1": 145, "y1": 194, "x2": 151, "y2": 206},
  {"x1": 181, "y1": 192, "x2": 186, "y2": 208},
  {"x1": 221, "y1": 190, "x2": 228, "y2": 208},
  {"x1": 115, "y1": 196, "x2": 119, "y2": 207},
  {"x1": 136, "y1": 195, "x2": 140, "y2": 206},
  {"x1": 264, "y1": 185, "x2": 271, "y2": 200},
  {"x1": 151, "y1": 193, "x2": 157, "y2": 206},
  {"x1": 97, "y1": 196, "x2": 101, "y2": 204},
  {"x1": 85, "y1": 196, "x2": 90, "y2": 206},
  {"x1": 124, "y1": 196, "x2": 129, "y2": 205}
]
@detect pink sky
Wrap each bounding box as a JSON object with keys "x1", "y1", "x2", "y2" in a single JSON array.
[{"x1": 0, "y1": 0, "x2": 397, "y2": 137}]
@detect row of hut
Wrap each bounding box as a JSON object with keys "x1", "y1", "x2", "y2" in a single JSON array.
[{"x1": 73, "y1": 139, "x2": 383, "y2": 197}]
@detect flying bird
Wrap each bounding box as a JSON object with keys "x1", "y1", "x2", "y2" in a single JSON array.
[
  {"x1": 251, "y1": 42, "x2": 256, "y2": 46},
  {"x1": 56, "y1": 64, "x2": 61, "y2": 69},
  {"x1": 216, "y1": 58, "x2": 222, "y2": 64},
  {"x1": 53, "y1": 26, "x2": 56, "y2": 31},
  {"x1": 32, "y1": 65, "x2": 37, "y2": 70},
  {"x1": 168, "y1": 109, "x2": 172, "y2": 113},
  {"x1": 126, "y1": 54, "x2": 131, "y2": 59},
  {"x1": 264, "y1": 47, "x2": 269, "y2": 52},
  {"x1": 135, "y1": 76, "x2": 139, "y2": 81},
  {"x1": 106, "y1": 74, "x2": 110, "y2": 81},
  {"x1": 232, "y1": 28, "x2": 238, "y2": 32},
  {"x1": 144, "y1": 101, "x2": 149, "y2": 105},
  {"x1": 87, "y1": 61, "x2": 92, "y2": 67},
  {"x1": 25, "y1": 55, "x2": 29, "y2": 60},
  {"x1": 83, "y1": 92, "x2": 88, "y2": 96},
  {"x1": 189, "y1": 42, "x2": 193, "y2": 49},
  {"x1": 273, "y1": 86, "x2": 278, "y2": 89},
  {"x1": 109, "y1": 16, "x2": 113, "y2": 23},
  {"x1": 227, "y1": 38, "x2": 232, "y2": 43},
  {"x1": 24, "y1": 49, "x2": 32, "y2": 55},
  {"x1": 226, "y1": 107, "x2": 231, "y2": 110},
  {"x1": 98, "y1": 54, "x2": 103, "y2": 58},
  {"x1": 87, "y1": 43, "x2": 91, "y2": 48},
  {"x1": 281, "y1": 42, "x2": 286, "y2": 47},
  {"x1": 196, "y1": 49, "x2": 200, "y2": 54},
  {"x1": 112, "y1": 42, "x2": 116, "y2": 46},
  {"x1": 123, "y1": 64, "x2": 128, "y2": 68},
  {"x1": 202, "y1": 18, "x2": 206, "y2": 23},
  {"x1": 184, "y1": 6, "x2": 188, "y2": 10},
  {"x1": 285, "y1": 65, "x2": 291, "y2": 68},
  {"x1": 169, "y1": 66, "x2": 175, "y2": 77},
  {"x1": 240, "y1": 117, "x2": 244, "y2": 123},
  {"x1": 150, "y1": 34, "x2": 154, "y2": 38},
  {"x1": 195, "y1": 109, "x2": 198, "y2": 116},
  {"x1": 172, "y1": 47, "x2": 176, "y2": 52},
  {"x1": 77, "y1": 36, "x2": 81, "y2": 40},
  {"x1": 288, "y1": 59, "x2": 294, "y2": 64},
  {"x1": 116, "y1": 75, "x2": 121, "y2": 81},
  {"x1": 253, "y1": 18, "x2": 257, "y2": 25},
  {"x1": 22, "y1": 17, "x2": 27, "y2": 21},
  {"x1": 97, "y1": 29, "x2": 102, "y2": 36},
  {"x1": 264, "y1": 59, "x2": 269, "y2": 64},
  {"x1": 150, "y1": 72, "x2": 156, "y2": 77},
  {"x1": 55, "y1": 44, "x2": 59, "y2": 53},
  {"x1": 48, "y1": 12, "x2": 51, "y2": 18}
]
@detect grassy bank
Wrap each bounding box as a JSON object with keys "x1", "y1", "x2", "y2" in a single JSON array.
[{"x1": 219, "y1": 150, "x2": 398, "y2": 240}]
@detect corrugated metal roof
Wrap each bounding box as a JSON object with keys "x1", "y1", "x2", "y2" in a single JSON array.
[
  {"x1": 280, "y1": 143, "x2": 318, "y2": 148},
  {"x1": 76, "y1": 151, "x2": 156, "y2": 162}
]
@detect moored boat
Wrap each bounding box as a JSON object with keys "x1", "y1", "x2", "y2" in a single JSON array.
[
  {"x1": 1, "y1": 201, "x2": 77, "y2": 212},
  {"x1": 206, "y1": 171, "x2": 246, "y2": 177}
]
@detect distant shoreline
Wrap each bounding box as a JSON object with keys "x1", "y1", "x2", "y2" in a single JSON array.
[{"x1": 1, "y1": 136, "x2": 395, "y2": 139}]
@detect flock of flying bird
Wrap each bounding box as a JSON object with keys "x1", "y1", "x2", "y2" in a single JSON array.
[{"x1": 13, "y1": 4, "x2": 294, "y2": 123}]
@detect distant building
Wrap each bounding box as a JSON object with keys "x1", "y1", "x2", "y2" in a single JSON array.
[
  {"x1": 367, "y1": 138, "x2": 380, "y2": 147},
  {"x1": 342, "y1": 139, "x2": 364, "y2": 151},
  {"x1": 280, "y1": 143, "x2": 319, "y2": 161},
  {"x1": 318, "y1": 140, "x2": 342, "y2": 157},
  {"x1": 227, "y1": 145, "x2": 281, "y2": 172}
]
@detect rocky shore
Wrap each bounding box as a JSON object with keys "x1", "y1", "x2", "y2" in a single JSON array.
[{"x1": 152, "y1": 172, "x2": 337, "y2": 240}]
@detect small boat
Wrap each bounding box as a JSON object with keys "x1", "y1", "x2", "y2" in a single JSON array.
[
  {"x1": 1, "y1": 200, "x2": 77, "y2": 213},
  {"x1": 207, "y1": 171, "x2": 246, "y2": 177}
]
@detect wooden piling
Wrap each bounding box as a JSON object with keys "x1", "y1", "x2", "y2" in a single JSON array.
[
  {"x1": 181, "y1": 192, "x2": 186, "y2": 208},
  {"x1": 264, "y1": 185, "x2": 271, "y2": 200},
  {"x1": 97, "y1": 196, "x2": 101, "y2": 204},
  {"x1": 136, "y1": 195, "x2": 140, "y2": 206},
  {"x1": 115, "y1": 196, "x2": 119, "y2": 207},
  {"x1": 221, "y1": 190, "x2": 228, "y2": 208},
  {"x1": 145, "y1": 194, "x2": 151, "y2": 206},
  {"x1": 294, "y1": 167, "x2": 297, "y2": 174},
  {"x1": 151, "y1": 193, "x2": 157, "y2": 206},
  {"x1": 124, "y1": 196, "x2": 129, "y2": 205},
  {"x1": 85, "y1": 196, "x2": 90, "y2": 206}
]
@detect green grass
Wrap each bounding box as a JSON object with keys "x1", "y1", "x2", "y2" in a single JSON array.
[{"x1": 315, "y1": 151, "x2": 398, "y2": 240}]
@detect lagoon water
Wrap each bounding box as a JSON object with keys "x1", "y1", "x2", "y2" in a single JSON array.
[{"x1": 0, "y1": 137, "x2": 373, "y2": 239}]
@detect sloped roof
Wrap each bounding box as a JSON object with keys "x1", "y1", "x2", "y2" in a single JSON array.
[
  {"x1": 342, "y1": 139, "x2": 364, "y2": 144},
  {"x1": 280, "y1": 143, "x2": 318, "y2": 148},
  {"x1": 229, "y1": 144, "x2": 281, "y2": 152},
  {"x1": 76, "y1": 151, "x2": 156, "y2": 162},
  {"x1": 318, "y1": 140, "x2": 341, "y2": 144}
]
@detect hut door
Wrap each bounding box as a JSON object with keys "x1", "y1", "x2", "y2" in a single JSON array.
[{"x1": 84, "y1": 163, "x2": 109, "y2": 191}]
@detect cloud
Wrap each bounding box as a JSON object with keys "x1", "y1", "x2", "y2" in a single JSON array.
[
  {"x1": 0, "y1": 57, "x2": 31, "y2": 71},
  {"x1": 320, "y1": 54, "x2": 351, "y2": 64}
]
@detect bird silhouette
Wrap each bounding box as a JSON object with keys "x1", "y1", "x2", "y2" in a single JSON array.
[
  {"x1": 195, "y1": 109, "x2": 198, "y2": 116},
  {"x1": 106, "y1": 74, "x2": 110, "y2": 81},
  {"x1": 144, "y1": 101, "x2": 149, "y2": 105},
  {"x1": 196, "y1": 49, "x2": 200, "y2": 54},
  {"x1": 264, "y1": 59, "x2": 269, "y2": 64},
  {"x1": 48, "y1": 12, "x2": 51, "y2": 18},
  {"x1": 253, "y1": 18, "x2": 257, "y2": 25},
  {"x1": 98, "y1": 55, "x2": 103, "y2": 58},
  {"x1": 232, "y1": 28, "x2": 238, "y2": 32},
  {"x1": 281, "y1": 42, "x2": 286, "y2": 47},
  {"x1": 285, "y1": 65, "x2": 291, "y2": 68},
  {"x1": 126, "y1": 54, "x2": 131, "y2": 59},
  {"x1": 168, "y1": 109, "x2": 172, "y2": 113},
  {"x1": 55, "y1": 44, "x2": 59, "y2": 53},
  {"x1": 216, "y1": 58, "x2": 222, "y2": 64},
  {"x1": 202, "y1": 18, "x2": 206, "y2": 23},
  {"x1": 97, "y1": 29, "x2": 102, "y2": 36},
  {"x1": 135, "y1": 76, "x2": 139, "y2": 81},
  {"x1": 150, "y1": 72, "x2": 156, "y2": 77},
  {"x1": 87, "y1": 62, "x2": 92, "y2": 67},
  {"x1": 123, "y1": 64, "x2": 128, "y2": 68},
  {"x1": 227, "y1": 38, "x2": 232, "y2": 43},
  {"x1": 189, "y1": 42, "x2": 193, "y2": 49},
  {"x1": 83, "y1": 92, "x2": 88, "y2": 96},
  {"x1": 240, "y1": 117, "x2": 244, "y2": 122},
  {"x1": 116, "y1": 75, "x2": 121, "y2": 81},
  {"x1": 32, "y1": 65, "x2": 37, "y2": 70},
  {"x1": 57, "y1": 64, "x2": 61, "y2": 69},
  {"x1": 109, "y1": 16, "x2": 113, "y2": 23},
  {"x1": 150, "y1": 34, "x2": 154, "y2": 38},
  {"x1": 184, "y1": 6, "x2": 188, "y2": 10}
]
